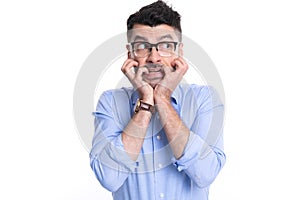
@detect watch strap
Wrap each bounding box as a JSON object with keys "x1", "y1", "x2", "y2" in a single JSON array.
[{"x1": 134, "y1": 99, "x2": 155, "y2": 113}]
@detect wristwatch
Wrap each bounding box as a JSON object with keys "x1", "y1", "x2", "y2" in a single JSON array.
[{"x1": 134, "y1": 99, "x2": 155, "y2": 113}]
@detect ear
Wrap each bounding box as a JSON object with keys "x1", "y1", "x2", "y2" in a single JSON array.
[
  {"x1": 178, "y1": 42, "x2": 184, "y2": 57},
  {"x1": 126, "y1": 44, "x2": 132, "y2": 59},
  {"x1": 126, "y1": 44, "x2": 130, "y2": 51}
]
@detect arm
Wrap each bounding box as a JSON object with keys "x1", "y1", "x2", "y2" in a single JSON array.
[
  {"x1": 90, "y1": 91, "x2": 135, "y2": 192},
  {"x1": 120, "y1": 58, "x2": 154, "y2": 160},
  {"x1": 155, "y1": 57, "x2": 225, "y2": 188},
  {"x1": 122, "y1": 108, "x2": 152, "y2": 160},
  {"x1": 173, "y1": 86, "x2": 226, "y2": 188},
  {"x1": 90, "y1": 59, "x2": 154, "y2": 192},
  {"x1": 154, "y1": 90, "x2": 190, "y2": 159},
  {"x1": 154, "y1": 57, "x2": 190, "y2": 159}
]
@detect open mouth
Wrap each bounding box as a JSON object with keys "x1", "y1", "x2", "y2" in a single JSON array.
[
  {"x1": 142, "y1": 64, "x2": 164, "y2": 81},
  {"x1": 144, "y1": 63, "x2": 163, "y2": 72},
  {"x1": 148, "y1": 69, "x2": 161, "y2": 72}
]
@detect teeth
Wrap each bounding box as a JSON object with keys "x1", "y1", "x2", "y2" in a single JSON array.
[
  {"x1": 149, "y1": 69, "x2": 161, "y2": 72},
  {"x1": 145, "y1": 64, "x2": 163, "y2": 68}
]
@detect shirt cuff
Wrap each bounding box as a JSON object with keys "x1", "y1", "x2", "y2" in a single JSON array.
[
  {"x1": 98, "y1": 134, "x2": 140, "y2": 173},
  {"x1": 172, "y1": 131, "x2": 208, "y2": 171}
]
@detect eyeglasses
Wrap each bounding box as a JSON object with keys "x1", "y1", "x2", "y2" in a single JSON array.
[{"x1": 129, "y1": 41, "x2": 179, "y2": 58}]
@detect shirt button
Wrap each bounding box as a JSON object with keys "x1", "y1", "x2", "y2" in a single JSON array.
[
  {"x1": 158, "y1": 163, "x2": 163, "y2": 169},
  {"x1": 159, "y1": 193, "x2": 164, "y2": 198},
  {"x1": 156, "y1": 135, "x2": 161, "y2": 140}
]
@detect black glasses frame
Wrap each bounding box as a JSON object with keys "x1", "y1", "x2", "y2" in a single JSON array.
[
  {"x1": 129, "y1": 41, "x2": 179, "y2": 57},
  {"x1": 130, "y1": 41, "x2": 178, "y2": 51}
]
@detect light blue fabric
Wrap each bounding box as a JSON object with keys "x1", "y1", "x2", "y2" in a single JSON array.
[{"x1": 90, "y1": 84, "x2": 226, "y2": 200}]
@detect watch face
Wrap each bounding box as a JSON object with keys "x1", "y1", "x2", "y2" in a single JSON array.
[
  {"x1": 141, "y1": 102, "x2": 150, "y2": 110},
  {"x1": 134, "y1": 99, "x2": 154, "y2": 113}
]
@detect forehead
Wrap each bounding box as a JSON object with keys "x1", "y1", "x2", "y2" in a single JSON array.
[{"x1": 128, "y1": 24, "x2": 180, "y2": 43}]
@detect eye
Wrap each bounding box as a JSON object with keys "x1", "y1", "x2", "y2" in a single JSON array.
[
  {"x1": 159, "y1": 42, "x2": 174, "y2": 50},
  {"x1": 134, "y1": 42, "x2": 149, "y2": 50}
]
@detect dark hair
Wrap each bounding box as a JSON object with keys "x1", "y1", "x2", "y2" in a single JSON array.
[{"x1": 127, "y1": 1, "x2": 182, "y2": 33}]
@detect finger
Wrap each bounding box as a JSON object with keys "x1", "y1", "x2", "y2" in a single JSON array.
[
  {"x1": 121, "y1": 59, "x2": 138, "y2": 73},
  {"x1": 172, "y1": 58, "x2": 188, "y2": 74},
  {"x1": 121, "y1": 59, "x2": 138, "y2": 79},
  {"x1": 121, "y1": 59, "x2": 131, "y2": 72},
  {"x1": 136, "y1": 66, "x2": 149, "y2": 77},
  {"x1": 178, "y1": 57, "x2": 188, "y2": 70},
  {"x1": 161, "y1": 65, "x2": 173, "y2": 75},
  {"x1": 172, "y1": 57, "x2": 187, "y2": 68}
]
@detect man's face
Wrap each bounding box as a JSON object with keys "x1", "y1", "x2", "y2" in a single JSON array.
[{"x1": 127, "y1": 24, "x2": 183, "y2": 87}]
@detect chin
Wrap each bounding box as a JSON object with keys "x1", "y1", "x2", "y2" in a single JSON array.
[{"x1": 147, "y1": 79, "x2": 162, "y2": 88}]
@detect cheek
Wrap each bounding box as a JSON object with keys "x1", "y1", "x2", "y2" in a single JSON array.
[
  {"x1": 162, "y1": 57, "x2": 175, "y2": 67},
  {"x1": 135, "y1": 58, "x2": 147, "y2": 66}
]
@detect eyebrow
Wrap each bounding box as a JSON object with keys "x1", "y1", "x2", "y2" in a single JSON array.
[
  {"x1": 133, "y1": 35, "x2": 149, "y2": 42},
  {"x1": 158, "y1": 34, "x2": 174, "y2": 41},
  {"x1": 133, "y1": 34, "x2": 175, "y2": 42}
]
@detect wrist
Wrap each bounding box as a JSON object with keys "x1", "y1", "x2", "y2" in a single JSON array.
[
  {"x1": 138, "y1": 84, "x2": 154, "y2": 104},
  {"x1": 154, "y1": 92, "x2": 171, "y2": 105},
  {"x1": 134, "y1": 99, "x2": 155, "y2": 114},
  {"x1": 154, "y1": 84, "x2": 172, "y2": 102},
  {"x1": 140, "y1": 95, "x2": 154, "y2": 105}
]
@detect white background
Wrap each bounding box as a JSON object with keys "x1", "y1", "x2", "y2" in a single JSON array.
[{"x1": 1, "y1": 0, "x2": 299, "y2": 199}]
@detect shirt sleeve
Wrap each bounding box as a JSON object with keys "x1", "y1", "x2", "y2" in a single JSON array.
[
  {"x1": 172, "y1": 86, "x2": 226, "y2": 188},
  {"x1": 89, "y1": 90, "x2": 137, "y2": 192}
]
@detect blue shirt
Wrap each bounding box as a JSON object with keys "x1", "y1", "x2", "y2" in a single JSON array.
[{"x1": 90, "y1": 84, "x2": 226, "y2": 200}]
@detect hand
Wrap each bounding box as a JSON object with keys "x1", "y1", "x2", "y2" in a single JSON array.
[
  {"x1": 121, "y1": 59, "x2": 154, "y2": 103},
  {"x1": 154, "y1": 57, "x2": 188, "y2": 101}
]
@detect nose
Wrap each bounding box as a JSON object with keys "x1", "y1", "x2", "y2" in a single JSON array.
[{"x1": 146, "y1": 47, "x2": 161, "y2": 63}]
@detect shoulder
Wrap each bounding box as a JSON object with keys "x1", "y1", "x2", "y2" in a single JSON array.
[
  {"x1": 176, "y1": 84, "x2": 223, "y2": 107},
  {"x1": 98, "y1": 87, "x2": 134, "y2": 101},
  {"x1": 176, "y1": 84, "x2": 215, "y2": 98},
  {"x1": 95, "y1": 87, "x2": 135, "y2": 110}
]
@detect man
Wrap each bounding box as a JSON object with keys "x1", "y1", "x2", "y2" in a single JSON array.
[{"x1": 90, "y1": 1, "x2": 226, "y2": 199}]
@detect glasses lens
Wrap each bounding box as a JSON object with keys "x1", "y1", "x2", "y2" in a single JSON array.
[
  {"x1": 133, "y1": 42, "x2": 149, "y2": 58},
  {"x1": 157, "y1": 42, "x2": 177, "y2": 57},
  {"x1": 131, "y1": 42, "x2": 177, "y2": 57}
]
